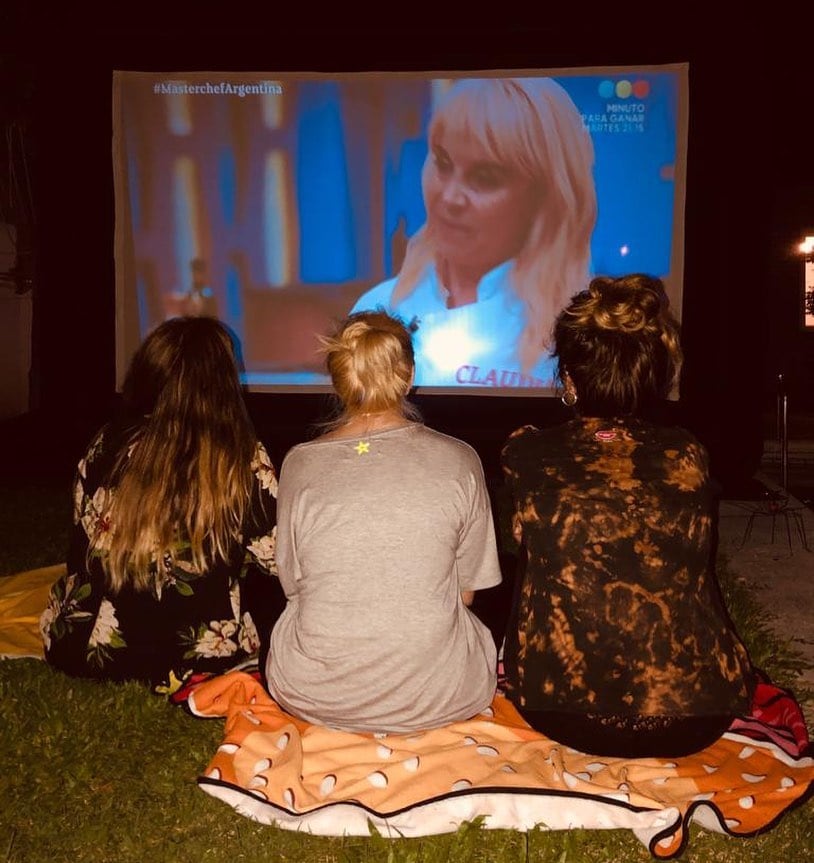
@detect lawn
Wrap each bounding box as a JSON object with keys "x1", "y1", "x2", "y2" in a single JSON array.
[{"x1": 1, "y1": 482, "x2": 812, "y2": 863}]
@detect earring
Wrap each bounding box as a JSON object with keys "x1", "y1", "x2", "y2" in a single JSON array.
[{"x1": 561, "y1": 389, "x2": 578, "y2": 407}]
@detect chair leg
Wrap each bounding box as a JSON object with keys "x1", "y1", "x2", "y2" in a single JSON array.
[
  {"x1": 791, "y1": 510, "x2": 810, "y2": 552},
  {"x1": 784, "y1": 512, "x2": 793, "y2": 553},
  {"x1": 740, "y1": 513, "x2": 757, "y2": 549}
]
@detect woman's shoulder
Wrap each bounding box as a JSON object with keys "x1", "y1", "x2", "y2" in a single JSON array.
[
  {"x1": 251, "y1": 439, "x2": 274, "y2": 466},
  {"x1": 412, "y1": 423, "x2": 479, "y2": 455},
  {"x1": 251, "y1": 440, "x2": 278, "y2": 494},
  {"x1": 636, "y1": 420, "x2": 708, "y2": 457},
  {"x1": 81, "y1": 424, "x2": 110, "y2": 463},
  {"x1": 664, "y1": 422, "x2": 705, "y2": 448},
  {"x1": 657, "y1": 424, "x2": 710, "y2": 473},
  {"x1": 78, "y1": 419, "x2": 138, "y2": 477},
  {"x1": 501, "y1": 423, "x2": 551, "y2": 454},
  {"x1": 501, "y1": 421, "x2": 595, "y2": 474},
  {"x1": 279, "y1": 437, "x2": 328, "y2": 473},
  {"x1": 505, "y1": 423, "x2": 542, "y2": 442}
]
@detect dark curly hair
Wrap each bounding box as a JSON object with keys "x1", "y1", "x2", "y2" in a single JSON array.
[{"x1": 552, "y1": 273, "x2": 682, "y2": 417}]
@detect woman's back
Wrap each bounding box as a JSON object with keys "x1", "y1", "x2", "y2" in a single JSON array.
[
  {"x1": 502, "y1": 416, "x2": 753, "y2": 719},
  {"x1": 500, "y1": 274, "x2": 755, "y2": 757},
  {"x1": 40, "y1": 418, "x2": 282, "y2": 691},
  {"x1": 267, "y1": 422, "x2": 501, "y2": 732}
]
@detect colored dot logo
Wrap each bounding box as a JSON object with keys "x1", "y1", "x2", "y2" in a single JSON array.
[{"x1": 598, "y1": 79, "x2": 651, "y2": 99}]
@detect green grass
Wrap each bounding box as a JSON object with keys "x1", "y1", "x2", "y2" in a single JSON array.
[
  {"x1": 0, "y1": 483, "x2": 71, "y2": 575},
  {"x1": 1, "y1": 483, "x2": 812, "y2": 862},
  {"x1": 717, "y1": 553, "x2": 814, "y2": 702}
]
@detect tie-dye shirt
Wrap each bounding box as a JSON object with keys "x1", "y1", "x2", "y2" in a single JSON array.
[{"x1": 500, "y1": 416, "x2": 753, "y2": 718}]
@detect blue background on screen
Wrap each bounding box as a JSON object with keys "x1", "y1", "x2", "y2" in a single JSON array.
[{"x1": 290, "y1": 72, "x2": 678, "y2": 284}]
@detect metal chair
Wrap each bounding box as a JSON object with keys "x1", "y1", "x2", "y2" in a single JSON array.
[{"x1": 738, "y1": 375, "x2": 810, "y2": 553}]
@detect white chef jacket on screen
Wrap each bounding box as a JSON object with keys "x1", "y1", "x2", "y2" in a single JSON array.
[{"x1": 349, "y1": 261, "x2": 556, "y2": 389}]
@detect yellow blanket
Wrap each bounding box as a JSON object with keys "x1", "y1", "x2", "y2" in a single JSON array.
[{"x1": 0, "y1": 564, "x2": 64, "y2": 658}]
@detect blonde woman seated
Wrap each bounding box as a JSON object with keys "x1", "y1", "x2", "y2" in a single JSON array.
[
  {"x1": 40, "y1": 317, "x2": 285, "y2": 693},
  {"x1": 265, "y1": 310, "x2": 502, "y2": 733}
]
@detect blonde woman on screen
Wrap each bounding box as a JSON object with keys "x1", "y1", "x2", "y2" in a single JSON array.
[{"x1": 351, "y1": 76, "x2": 597, "y2": 389}]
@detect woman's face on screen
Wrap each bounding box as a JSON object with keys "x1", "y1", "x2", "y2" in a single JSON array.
[{"x1": 422, "y1": 130, "x2": 538, "y2": 276}]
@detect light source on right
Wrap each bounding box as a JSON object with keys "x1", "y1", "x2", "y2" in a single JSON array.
[{"x1": 799, "y1": 235, "x2": 814, "y2": 328}]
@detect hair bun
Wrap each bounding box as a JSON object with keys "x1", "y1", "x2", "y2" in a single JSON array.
[
  {"x1": 321, "y1": 311, "x2": 416, "y2": 417},
  {"x1": 587, "y1": 274, "x2": 668, "y2": 333}
]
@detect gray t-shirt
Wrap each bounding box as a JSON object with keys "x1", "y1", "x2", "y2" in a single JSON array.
[{"x1": 266, "y1": 423, "x2": 502, "y2": 733}]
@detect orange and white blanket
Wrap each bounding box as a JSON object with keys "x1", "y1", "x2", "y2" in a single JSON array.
[{"x1": 188, "y1": 672, "x2": 814, "y2": 859}]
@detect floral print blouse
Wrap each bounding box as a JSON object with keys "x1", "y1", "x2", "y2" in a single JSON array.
[
  {"x1": 40, "y1": 422, "x2": 282, "y2": 693},
  {"x1": 500, "y1": 417, "x2": 754, "y2": 719}
]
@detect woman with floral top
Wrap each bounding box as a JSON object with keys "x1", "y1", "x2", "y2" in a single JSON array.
[
  {"x1": 40, "y1": 316, "x2": 285, "y2": 693},
  {"x1": 501, "y1": 274, "x2": 756, "y2": 758}
]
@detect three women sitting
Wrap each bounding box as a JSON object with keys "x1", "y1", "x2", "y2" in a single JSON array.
[{"x1": 42, "y1": 291, "x2": 754, "y2": 758}]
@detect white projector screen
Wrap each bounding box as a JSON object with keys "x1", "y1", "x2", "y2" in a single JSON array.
[{"x1": 113, "y1": 64, "x2": 688, "y2": 395}]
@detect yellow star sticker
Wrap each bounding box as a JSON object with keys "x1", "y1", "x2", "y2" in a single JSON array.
[{"x1": 354, "y1": 440, "x2": 370, "y2": 455}]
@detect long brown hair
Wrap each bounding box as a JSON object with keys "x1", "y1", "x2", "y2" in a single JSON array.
[{"x1": 93, "y1": 316, "x2": 258, "y2": 593}]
